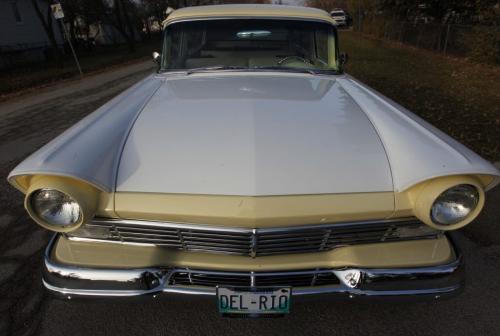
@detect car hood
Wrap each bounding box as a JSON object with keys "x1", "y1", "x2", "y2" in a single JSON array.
[
  {"x1": 9, "y1": 72, "x2": 500, "y2": 196},
  {"x1": 116, "y1": 73, "x2": 393, "y2": 195}
]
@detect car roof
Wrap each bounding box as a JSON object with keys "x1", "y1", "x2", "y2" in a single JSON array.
[{"x1": 164, "y1": 4, "x2": 335, "y2": 26}]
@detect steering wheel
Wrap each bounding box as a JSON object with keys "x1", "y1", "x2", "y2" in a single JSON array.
[{"x1": 277, "y1": 55, "x2": 313, "y2": 66}]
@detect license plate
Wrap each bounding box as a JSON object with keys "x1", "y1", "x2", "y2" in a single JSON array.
[{"x1": 217, "y1": 287, "x2": 291, "y2": 316}]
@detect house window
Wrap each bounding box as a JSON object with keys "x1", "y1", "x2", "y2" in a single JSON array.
[{"x1": 10, "y1": 1, "x2": 23, "y2": 23}]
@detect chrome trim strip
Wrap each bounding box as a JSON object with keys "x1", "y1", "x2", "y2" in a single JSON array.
[
  {"x1": 43, "y1": 234, "x2": 464, "y2": 300},
  {"x1": 64, "y1": 236, "x2": 159, "y2": 247},
  {"x1": 88, "y1": 216, "x2": 421, "y2": 234},
  {"x1": 67, "y1": 217, "x2": 440, "y2": 257},
  {"x1": 43, "y1": 280, "x2": 159, "y2": 297},
  {"x1": 170, "y1": 268, "x2": 338, "y2": 277}
]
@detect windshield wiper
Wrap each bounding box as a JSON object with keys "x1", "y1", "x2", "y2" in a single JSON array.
[
  {"x1": 256, "y1": 66, "x2": 341, "y2": 75},
  {"x1": 252, "y1": 66, "x2": 317, "y2": 75},
  {"x1": 186, "y1": 65, "x2": 249, "y2": 75},
  {"x1": 182, "y1": 65, "x2": 340, "y2": 76}
]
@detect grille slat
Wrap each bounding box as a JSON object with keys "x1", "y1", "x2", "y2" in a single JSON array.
[
  {"x1": 329, "y1": 228, "x2": 390, "y2": 236},
  {"x1": 257, "y1": 239, "x2": 325, "y2": 247},
  {"x1": 181, "y1": 232, "x2": 251, "y2": 240},
  {"x1": 258, "y1": 235, "x2": 327, "y2": 243},
  {"x1": 111, "y1": 231, "x2": 180, "y2": 239},
  {"x1": 256, "y1": 249, "x2": 321, "y2": 256},
  {"x1": 168, "y1": 269, "x2": 339, "y2": 288},
  {"x1": 182, "y1": 237, "x2": 251, "y2": 245},
  {"x1": 180, "y1": 248, "x2": 248, "y2": 256},
  {"x1": 258, "y1": 232, "x2": 328, "y2": 239},
  {"x1": 256, "y1": 245, "x2": 330, "y2": 252},
  {"x1": 329, "y1": 230, "x2": 388, "y2": 237},
  {"x1": 69, "y1": 218, "x2": 440, "y2": 257},
  {"x1": 114, "y1": 236, "x2": 183, "y2": 244},
  {"x1": 182, "y1": 244, "x2": 249, "y2": 252},
  {"x1": 327, "y1": 236, "x2": 394, "y2": 245},
  {"x1": 114, "y1": 226, "x2": 179, "y2": 234}
]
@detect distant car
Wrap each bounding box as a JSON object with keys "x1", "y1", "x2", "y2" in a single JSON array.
[
  {"x1": 8, "y1": 4, "x2": 500, "y2": 317},
  {"x1": 330, "y1": 8, "x2": 347, "y2": 26}
]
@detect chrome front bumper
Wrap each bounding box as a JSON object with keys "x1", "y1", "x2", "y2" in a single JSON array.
[{"x1": 43, "y1": 234, "x2": 464, "y2": 301}]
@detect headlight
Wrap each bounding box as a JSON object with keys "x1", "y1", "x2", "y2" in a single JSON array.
[
  {"x1": 413, "y1": 176, "x2": 485, "y2": 230},
  {"x1": 24, "y1": 176, "x2": 98, "y2": 232},
  {"x1": 30, "y1": 189, "x2": 82, "y2": 226},
  {"x1": 430, "y1": 184, "x2": 479, "y2": 225}
]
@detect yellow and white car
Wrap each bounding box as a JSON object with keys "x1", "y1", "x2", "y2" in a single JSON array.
[{"x1": 8, "y1": 5, "x2": 500, "y2": 316}]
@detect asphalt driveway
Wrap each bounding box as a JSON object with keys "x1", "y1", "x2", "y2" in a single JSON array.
[{"x1": 0, "y1": 61, "x2": 499, "y2": 336}]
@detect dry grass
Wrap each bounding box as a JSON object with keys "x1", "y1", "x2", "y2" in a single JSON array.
[{"x1": 340, "y1": 31, "x2": 500, "y2": 161}]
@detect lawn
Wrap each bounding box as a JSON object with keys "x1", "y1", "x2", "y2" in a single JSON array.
[
  {"x1": 340, "y1": 31, "x2": 500, "y2": 162},
  {"x1": 0, "y1": 39, "x2": 162, "y2": 99}
]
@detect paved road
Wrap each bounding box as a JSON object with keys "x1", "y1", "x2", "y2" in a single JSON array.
[{"x1": 0, "y1": 62, "x2": 499, "y2": 336}]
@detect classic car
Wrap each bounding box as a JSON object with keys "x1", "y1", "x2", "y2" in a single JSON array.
[
  {"x1": 330, "y1": 8, "x2": 347, "y2": 26},
  {"x1": 8, "y1": 4, "x2": 500, "y2": 316}
]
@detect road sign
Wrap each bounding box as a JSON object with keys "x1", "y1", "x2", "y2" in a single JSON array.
[
  {"x1": 51, "y1": 4, "x2": 65, "y2": 20},
  {"x1": 50, "y1": 3, "x2": 82, "y2": 76}
]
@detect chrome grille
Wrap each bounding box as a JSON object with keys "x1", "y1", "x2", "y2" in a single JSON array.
[
  {"x1": 68, "y1": 217, "x2": 440, "y2": 257},
  {"x1": 168, "y1": 269, "x2": 340, "y2": 288}
]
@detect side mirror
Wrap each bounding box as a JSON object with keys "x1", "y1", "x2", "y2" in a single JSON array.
[
  {"x1": 152, "y1": 51, "x2": 161, "y2": 69},
  {"x1": 340, "y1": 52, "x2": 349, "y2": 67}
]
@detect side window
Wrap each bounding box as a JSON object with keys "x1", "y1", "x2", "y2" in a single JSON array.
[{"x1": 10, "y1": 1, "x2": 23, "y2": 23}]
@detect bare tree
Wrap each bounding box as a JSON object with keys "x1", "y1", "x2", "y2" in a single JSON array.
[
  {"x1": 116, "y1": 0, "x2": 138, "y2": 51},
  {"x1": 54, "y1": 0, "x2": 274, "y2": 56}
]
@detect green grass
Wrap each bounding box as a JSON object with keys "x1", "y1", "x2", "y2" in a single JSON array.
[
  {"x1": 0, "y1": 39, "x2": 162, "y2": 98},
  {"x1": 340, "y1": 32, "x2": 500, "y2": 161}
]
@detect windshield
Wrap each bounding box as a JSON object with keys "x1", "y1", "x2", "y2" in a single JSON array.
[
  {"x1": 331, "y1": 12, "x2": 345, "y2": 17},
  {"x1": 161, "y1": 19, "x2": 339, "y2": 73}
]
